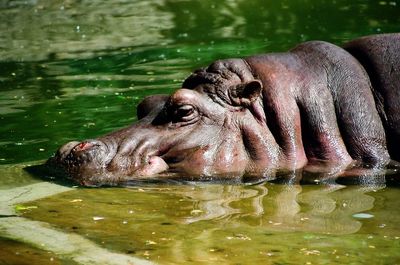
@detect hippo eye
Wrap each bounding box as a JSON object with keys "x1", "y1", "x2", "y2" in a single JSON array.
[{"x1": 174, "y1": 104, "x2": 196, "y2": 122}]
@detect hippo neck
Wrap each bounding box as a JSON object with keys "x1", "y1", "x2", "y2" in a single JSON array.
[
  {"x1": 238, "y1": 109, "x2": 281, "y2": 174},
  {"x1": 244, "y1": 53, "x2": 310, "y2": 170}
]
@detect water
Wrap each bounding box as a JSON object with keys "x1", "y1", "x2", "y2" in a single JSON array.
[
  {"x1": 1, "y1": 0, "x2": 400, "y2": 264},
  {"x1": 5, "y1": 177, "x2": 400, "y2": 264}
]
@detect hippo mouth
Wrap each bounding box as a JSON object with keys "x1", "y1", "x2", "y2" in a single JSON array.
[{"x1": 47, "y1": 140, "x2": 169, "y2": 186}]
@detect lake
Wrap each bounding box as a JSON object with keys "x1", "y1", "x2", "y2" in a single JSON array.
[{"x1": 1, "y1": 0, "x2": 400, "y2": 264}]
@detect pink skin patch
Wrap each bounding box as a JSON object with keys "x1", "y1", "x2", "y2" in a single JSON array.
[
  {"x1": 76, "y1": 142, "x2": 93, "y2": 151},
  {"x1": 138, "y1": 156, "x2": 169, "y2": 176}
]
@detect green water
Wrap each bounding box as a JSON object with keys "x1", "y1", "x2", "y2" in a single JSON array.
[
  {"x1": 14, "y1": 182, "x2": 400, "y2": 264},
  {"x1": 1, "y1": 0, "x2": 400, "y2": 264}
]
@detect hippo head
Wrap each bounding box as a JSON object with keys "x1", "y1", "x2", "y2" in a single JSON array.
[{"x1": 48, "y1": 59, "x2": 280, "y2": 186}]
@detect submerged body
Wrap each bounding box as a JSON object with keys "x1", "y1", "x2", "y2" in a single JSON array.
[{"x1": 48, "y1": 33, "x2": 400, "y2": 186}]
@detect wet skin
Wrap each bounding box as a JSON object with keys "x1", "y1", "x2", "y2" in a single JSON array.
[{"x1": 47, "y1": 33, "x2": 400, "y2": 186}]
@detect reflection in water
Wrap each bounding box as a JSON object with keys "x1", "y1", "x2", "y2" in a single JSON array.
[
  {"x1": 161, "y1": 179, "x2": 392, "y2": 263},
  {"x1": 0, "y1": 0, "x2": 174, "y2": 61},
  {"x1": 181, "y1": 180, "x2": 379, "y2": 235},
  {"x1": 1, "y1": 0, "x2": 399, "y2": 62},
  {"x1": 18, "y1": 171, "x2": 400, "y2": 264}
]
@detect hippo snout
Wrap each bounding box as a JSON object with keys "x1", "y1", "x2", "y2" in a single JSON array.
[
  {"x1": 51, "y1": 139, "x2": 111, "y2": 178},
  {"x1": 61, "y1": 139, "x2": 107, "y2": 164},
  {"x1": 56, "y1": 141, "x2": 80, "y2": 161}
]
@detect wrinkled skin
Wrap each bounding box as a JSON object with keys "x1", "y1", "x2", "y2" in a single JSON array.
[{"x1": 47, "y1": 33, "x2": 400, "y2": 186}]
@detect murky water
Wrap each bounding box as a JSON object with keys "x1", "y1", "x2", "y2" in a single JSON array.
[
  {"x1": 13, "y1": 179, "x2": 400, "y2": 264},
  {"x1": 1, "y1": 0, "x2": 400, "y2": 264}
]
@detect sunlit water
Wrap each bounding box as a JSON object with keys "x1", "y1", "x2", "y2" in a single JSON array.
[
  {"x1": 8, "y1": 172, "x2": 400, "y2": 264},
  {"x1": 1, "y1": 0, "x2": 400, "y2": 264}
]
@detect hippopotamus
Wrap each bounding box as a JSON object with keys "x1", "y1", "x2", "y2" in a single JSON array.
[{"x1": 47, "y1": 33, "x2": 400, "y2": 186}]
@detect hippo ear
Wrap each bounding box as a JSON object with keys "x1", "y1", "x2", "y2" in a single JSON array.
[
  {"x1": 137, "y1": 94, "x2": 169, "y2": 120},
  {"x1": 231, "y1": 80, "x2": 263, "y2": 106}
]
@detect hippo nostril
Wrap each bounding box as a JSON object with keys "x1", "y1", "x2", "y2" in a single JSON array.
[
  {"x1": 74, "y1": 141, "x2": 97, "y2": 152},
  {"x1": 67, "y1": 140, "x2": 102, "y2": 157},
  {"x1": 78, "y1": 142, "x2": 88, "y2": 149}
]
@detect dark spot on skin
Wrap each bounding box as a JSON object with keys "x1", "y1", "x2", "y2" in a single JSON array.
[
  {"x1": 126, "y1": 250, "x2": 136, "y2": 254},
  {"x1": 161, "y1": 222, "x2": 172, "y2": 225},
  {"x1": 48, "y1": 210, "x2": 58, "y2": 213},
  {"x1": 72, "y1": 226, "x2": 79, "y2": 230}
]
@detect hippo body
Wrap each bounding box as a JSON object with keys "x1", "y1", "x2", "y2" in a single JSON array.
[{"x1": 49, "y1": 33, "x2": 400, "y2": 186}]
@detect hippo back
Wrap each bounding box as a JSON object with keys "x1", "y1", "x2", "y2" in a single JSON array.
[{"x1": 344, "y1": 33, "x2": 400, "y2": 160}]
